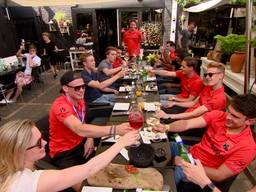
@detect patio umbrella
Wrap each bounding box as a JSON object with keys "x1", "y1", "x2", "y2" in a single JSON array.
[{"x1": 0, "y1": 0, "x2": 119, "y2": 6}]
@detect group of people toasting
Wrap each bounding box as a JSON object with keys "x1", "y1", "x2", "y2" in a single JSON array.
[{"x1": 0, "y1": 18, "x2": 255, "y2": 192}]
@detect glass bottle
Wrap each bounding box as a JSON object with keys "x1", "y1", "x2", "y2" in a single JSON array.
[{"x1": 174, "y1": 134, "x2": 191, "y2": 163}]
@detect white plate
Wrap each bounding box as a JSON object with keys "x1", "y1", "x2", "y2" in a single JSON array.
[
  {"x1": 146, "y1": 76, "x2": 156, "y2": 81},
  {"x1": 113, "y1": 103, "x2": 130, "y2": 111},
  {"x1": 119, "y1": 86, "x2": 131, "y2": 92},
  {"x1": 145, "y1": 84, "x2": 157, "y2": 92},
  {"x1": 144, "y1": 102, "x2": 156, "y2": 111},
  {"x1": 82, "y1": 186, "x2": 112, "y2": 192}
]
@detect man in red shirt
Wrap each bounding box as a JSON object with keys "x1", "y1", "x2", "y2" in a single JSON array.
[
  {"x1": 154, "y1": 94, "x2": 256, "y2": 189},
  {"x1": 159, "y1": 41, "x2": 176, "y2": 71},
  {"x1": 122, "y1": 19, "x2": 143, "y2": 57},
  {"x1": 157, "y1": 62, "x2": 226, "y2": 120},
  {"x1": 112, "y1": 46, "x2": 126, "y2": 68},
  {"x1": 151, "y1": 57, "x2": 203, "y2": 104},
  {"x1": 49, "y1": 71, "x2": 132, "y2": 189}
]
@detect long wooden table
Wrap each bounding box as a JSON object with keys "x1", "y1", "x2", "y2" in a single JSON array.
[{"x1": 86, "y1": 78, "x2": 177, "y2": 192}]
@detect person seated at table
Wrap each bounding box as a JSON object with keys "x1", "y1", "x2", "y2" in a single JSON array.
[
  {"x1": 156, "y1": 41, "x2": 177, "y2": 71},
  {"x1": 112, "y1": 46, "x2": 127, "y2": 68},
  {"x1": 0, "y1": 119, "x2": 139, "y2": 192},
  {"x1": 181, "y1": 159, "x2": 256, "y2": 192},
  {"x1": 81, "y1": 53, "x2": 125, "y2": 105},
  {"x1": 97, "y1": 46, "x2": 122, "y2": 82},
  {"x1": 49, "y1": 71, "x2": 134, "y2": 190},
  {"x1": 157, "y1": 62, "x2": 226, "y2": 120},
  {"x1": 156, "y1": 48, "x2": 187, "y2": 95},
  {"x1": 150, "y1": 56, "x2": 203, "y2": 105},
  {"x1": 0, "y1": 44, "x2": 41, "y2": 104},
  {"x1": 153, "y1": 94, "x2": 256, "y2": 191}
]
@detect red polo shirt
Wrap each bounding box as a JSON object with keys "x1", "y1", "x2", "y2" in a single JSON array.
[
  {"x1": 112, "y1": 57, "x2": 123, "y2": 68},
  {"x1": 190, "y1": 110, "x2": 256, "y2": 174},
  {"x1": 169, "y1": 51, "x2": 176, "y2": 61},
  {"x1": 123, "y1": 29, "x2": 142, "y2": 56},
  {"x1": 49, "y1": 95, "x2": 85, "y2": 158},
  {"x1": 187, "y1": 86, "x2": 226, "y2": 112},
  {"x1": 175, "y1": 70, "x2": 204, "y2": 99}
]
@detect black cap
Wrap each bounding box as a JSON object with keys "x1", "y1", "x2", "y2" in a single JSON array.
[{"x1": 60, "y1": 71, "x2": 83, "y2": 86}]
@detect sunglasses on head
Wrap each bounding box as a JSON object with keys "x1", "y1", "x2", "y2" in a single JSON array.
[
  {"x1": 66, "y1": 84, "x2": 85, "y2": 91},
  {"x1": 204, "y1": 72, "x2": 221, "y2": 78},
  {"x1": 26, "y1": 137, "x2": 42, "y2": 150}
]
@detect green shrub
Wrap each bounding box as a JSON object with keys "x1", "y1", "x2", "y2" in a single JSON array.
[{"x1": 214, "y1": 34, "x2": 246, "y2": 54}]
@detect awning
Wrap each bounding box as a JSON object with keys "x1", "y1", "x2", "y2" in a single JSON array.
[
  {"x1": 0, "y1": 0, "x2": 165, "y2": 7},
  {"x1": 185, "y1": 0, "x2": 229, "y2": 12}
]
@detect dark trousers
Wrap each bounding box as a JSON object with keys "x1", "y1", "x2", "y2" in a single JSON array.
[{"x1": 52, "y1": 140, "x2": 94, "y2": 169}]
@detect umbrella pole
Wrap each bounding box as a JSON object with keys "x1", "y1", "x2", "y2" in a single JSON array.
[{"x1": 245, "y1": 0, "x2": 253, "y2": 94}]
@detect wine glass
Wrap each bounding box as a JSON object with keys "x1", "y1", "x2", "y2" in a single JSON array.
[
  {"x1": 128, "y1": 104, "x2": 144, "y2": 147},
  {"x1": 124, "y1": 54, "x2": 129, "y2": 63}
]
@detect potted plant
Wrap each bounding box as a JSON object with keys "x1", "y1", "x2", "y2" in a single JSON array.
[{"x1": 214, "y1": 34, "x2": 246, "y2": 73}]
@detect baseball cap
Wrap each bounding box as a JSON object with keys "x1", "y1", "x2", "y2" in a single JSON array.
[{"x1": 60, "y1": 71, "x2": 83, "y2": 86}]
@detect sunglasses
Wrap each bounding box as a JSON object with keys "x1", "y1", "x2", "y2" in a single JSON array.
[
  {"x1": 204, "y1": 72, "x2": 221, "y2": 78},
  {"x1": 26, "y1": 137, "x2": 42, "y2": 150},
  {"x1": 67, "y1": 84, "x2": 85, "y2": 91}
]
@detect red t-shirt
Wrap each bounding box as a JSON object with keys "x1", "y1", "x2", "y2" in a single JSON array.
[
  {"x1": 175, "y1": 70, "x2": 204, "y2": 99},
  {"x1": 190, "y1": 110, "x2": 256, "y2": 174},
  {"x1": 169, "y1": 51, "x2": 176, "y2": 61},
  {"x1": 49, "y1": 95, "x2": 85, "y2": 158},
  {"x1": 123, "y1": 29, "x2": 142, "y2": 56},
  {"x1": 187, "y1": 86, "x2": 226, "y2": 112},
  {"x1": 112, "y1": 57, "x2": 123, "y2": 68}
]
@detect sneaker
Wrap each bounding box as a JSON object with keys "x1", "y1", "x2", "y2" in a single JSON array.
[{"x1": 0, "y1": 99, "x2": 7, "y2": 104}]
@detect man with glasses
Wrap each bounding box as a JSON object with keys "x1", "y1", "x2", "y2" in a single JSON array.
[
  {"x1": 153, "y1": 94, "x2": 256, "y2": 191},
  {"x1": 157, "y1": 62, "x2": 226, "y2": 120},
  {"x1": 49, "y1": 71, "x2": 132, "y2": 171}
]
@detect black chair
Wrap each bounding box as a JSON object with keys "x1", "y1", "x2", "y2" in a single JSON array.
[
  {"x1": 34, "y1": 115, "x2": 76, "y2": 192},
  {"x1": 86, "y1": 102, "x2": 113, "y2": 125}
]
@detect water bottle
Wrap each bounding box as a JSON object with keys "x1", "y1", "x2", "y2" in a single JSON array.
[{"x1": 174, "y1": 134, "x2": 194, "y2": 164}]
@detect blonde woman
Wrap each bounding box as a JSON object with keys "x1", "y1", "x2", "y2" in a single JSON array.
[{"x1": 0, "y1": 119, "x2": 139, "y2": 192}]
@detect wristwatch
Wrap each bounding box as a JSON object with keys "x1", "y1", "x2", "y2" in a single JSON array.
[{"x1": 202, "y1": 182, "x2": 216, "y2": 192}]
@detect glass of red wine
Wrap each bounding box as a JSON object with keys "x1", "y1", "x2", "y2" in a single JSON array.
[{"x1": 128, "y1": 104, "x2": 144, "y2": 147}]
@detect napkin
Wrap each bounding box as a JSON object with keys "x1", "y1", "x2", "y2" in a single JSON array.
[
  {"x1": 144, "y1": 102, "x2": 156, "y2": 111},
  {"x1": 81, "y1": 186, "x2": 112, "y2": 192},
  {"x1": 146, "y1": 76, "x2": 156, "y2": 81},
  {"x1": 113, "y1": 103, "x2": 130, "y2": 111}
]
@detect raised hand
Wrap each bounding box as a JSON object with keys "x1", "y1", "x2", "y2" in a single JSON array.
[{"x1": 118, "y1": 130, "x2": 140, "y2": 147}]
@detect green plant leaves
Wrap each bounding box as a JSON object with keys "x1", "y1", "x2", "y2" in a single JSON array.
[{"x1": 214, "y1": 34, "x2": 246, "y2": 54}]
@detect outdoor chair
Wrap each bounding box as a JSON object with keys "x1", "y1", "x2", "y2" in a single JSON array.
[
  {"x1": 0, "y1": 83, "x2": 10, "y2": 106},
  {"x1": 34, "y1": 103, "x2": 113, "y2": 170}
]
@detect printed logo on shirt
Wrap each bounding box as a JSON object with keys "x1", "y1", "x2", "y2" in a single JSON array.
[{"x1": 205, "y1": 133, "x2": 224, "y2": 159}]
